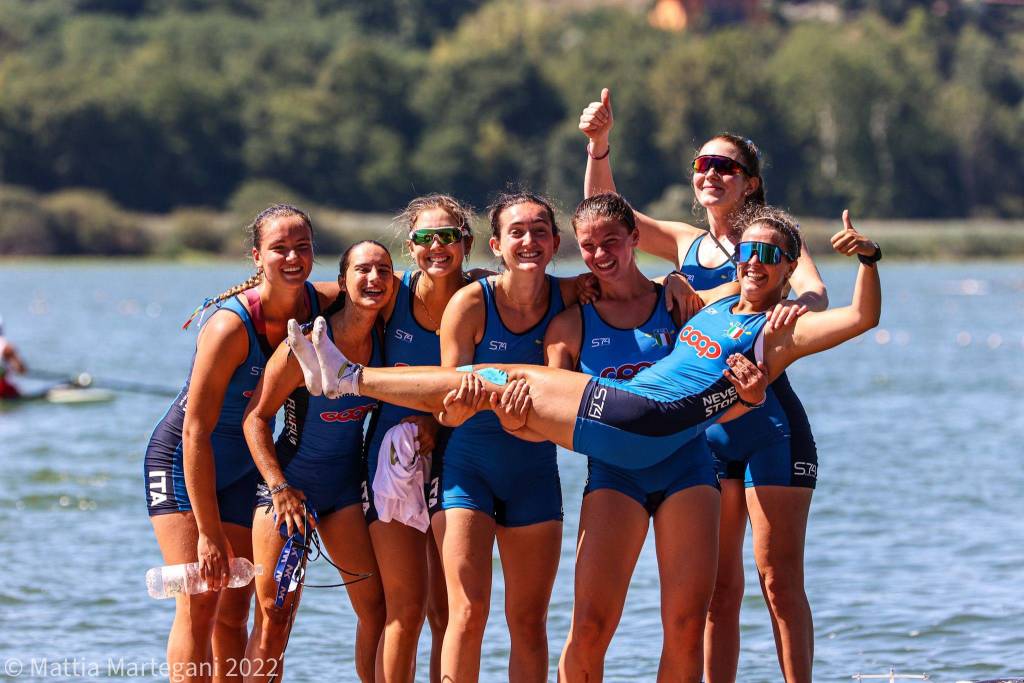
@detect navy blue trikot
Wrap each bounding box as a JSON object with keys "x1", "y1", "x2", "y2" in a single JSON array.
[
  {"x1": 438, "y1": 276, "x2": 564, "y2": 526},
  {"x1": 363, "y1": 270, "x2": 461, "y2": 522},
  {"x1": 256, "y1": 323, "x2": 381, "y2": 516},
  {"x1": 679, "y1": 234, "x2": 735, "y2": 289},
  {"x1": 573, "y1": 295, "x2": 767, "y2": 470},
  {"x1": 679, "y1": 250, "x2": 819, "y2": 489},
  {"x1": 576, "y1": 285, "x2": 677, "y2": 381},
  {"x1": 577, "y1": 285, "x2": 719, "y2": 514},
  {"x1": 144, "y1": 283, "x2": 320, "y2": 527}
]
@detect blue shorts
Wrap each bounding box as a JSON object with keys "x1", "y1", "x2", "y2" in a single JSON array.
[
  {"x1": 144, "y1": 407, "x2": 259, "y2": 528},
  {"x1": 433, "y1": 430, "x2": 562, "y2": 527},
  {"x1": 254, "y1": 453, "x2": 363, "y2": 518},
  {"x1": 584, "y1": 434, "x2": 720, "y2": 515},
  {"x1": 707, "y1": 373, "x2": 817, "y2": 489},
  {"x1": 362, "y1": 422, "x2": 448, "y2": 524},
  {"x1": 144, "y1": 440, "x2": 258, "y2": 528}
]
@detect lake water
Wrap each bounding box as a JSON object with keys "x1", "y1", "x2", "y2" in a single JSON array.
[{"x1": 1, "y1": 260, "x2": 1022, "y2": 682}]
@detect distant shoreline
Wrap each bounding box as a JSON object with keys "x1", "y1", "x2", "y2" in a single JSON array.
[
  {"x1": 3, "y1": 219, "x2": 1023, "y2": 261},
  {"x1": 3, "y1": 182, "x2": 1022, "y2": 260}
]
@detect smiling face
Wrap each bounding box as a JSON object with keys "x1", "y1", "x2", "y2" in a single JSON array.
[
  {"x1": 407, "y1": 207, "x2": 468, "y2": 277},
  {"x1": 252, "y1": 214, "x2": 314, "y2": 289},
  {"x1": 341, "y1": 242, "x2": 394, "y2": 311},
  {"x1": 736, "y1": 222, "x2": 796, "y2": 308},
  {"x1": 490, "y1": 202, "x2": 560, "y2": 272},
  {"x1": 575, "y1": 217, "x2": 638, "y2": 283},
  {"x1": 692, "y1": 138, "x2": 760, "y2": 214}
]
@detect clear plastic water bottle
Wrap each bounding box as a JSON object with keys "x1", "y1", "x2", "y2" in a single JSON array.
[{"x1": 146, "y1": 557, "x2": 262, "y2": 599}]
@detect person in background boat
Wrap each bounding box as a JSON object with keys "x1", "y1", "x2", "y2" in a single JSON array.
[
  {"x1": 549, "y1": 194, "x2": 725, "y2": 681},
  {"x1": 0, "y1": 316, "x2": 27, "y2": 399},
  {"x1": 426, "y1": 191, "x2": 583, "y2": 683},
  {"x1": 580, "y1": 88, "x2": 840, "y2": 683},
  {"x1": 361, "y1": 194, "x2": 491, "y2": 683},
  {"x1": 144, "y1": 205, "x2": 338, "y2": 682},
  {"x1": 242, "y1": 241, "x2": 392, "y2": 683}
]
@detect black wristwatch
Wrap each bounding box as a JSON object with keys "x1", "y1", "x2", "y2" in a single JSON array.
[{"x1": 858, "y1": 243, "x2": 882, "y2": 266}]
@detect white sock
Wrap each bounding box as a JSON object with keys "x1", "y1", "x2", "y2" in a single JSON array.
[
  {"x1": 286, "y1": 319, "x2": 322, "y2": 396},
  {"x1": 311, "y1": 316, "x2": 362, "y2": 399}
]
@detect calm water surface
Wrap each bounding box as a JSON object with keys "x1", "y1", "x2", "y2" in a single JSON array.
[{"x1": 1, "y1": 260, "x2": 1022, "y2": 681}]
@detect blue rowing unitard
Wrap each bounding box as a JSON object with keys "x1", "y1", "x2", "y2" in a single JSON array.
[
  {"x1": 363, "y1": 270, "x2": 464, "y2": 523},
  {"x1": 573, "y1": 294, "x2": 766, "y2": 470},
  {"x1": 679, "y1": 253, "x2": 819, "y2": 488},
  {"x1": 144, "y1": 283, "x2": 320, "y2": 527},
  {"x1": 679, "y1": 234, "x2": 735, "y2": 289},
  {"x1": 437, "y1": 275, "x2": 564, "y2": 527},
  {"x1": 577, "y1": 285, "x2": 719, "y2": 514},
  {"x1": 255, "y1": 323, "x2": 381, "y2": 517}
]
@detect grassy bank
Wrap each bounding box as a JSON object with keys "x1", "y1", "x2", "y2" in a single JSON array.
[{"x1": 2, "y1": 184, "x2": 1023, "y2": 260}]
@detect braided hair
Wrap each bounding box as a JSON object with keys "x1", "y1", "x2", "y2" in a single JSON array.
[{"x1": 182, "y1": 204, "x2": 313, "y2": 329}]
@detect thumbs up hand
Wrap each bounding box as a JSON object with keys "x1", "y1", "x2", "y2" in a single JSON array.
[
  {"x1": 578, "y1": 88, "x2": 614, "y2": 146},
  {"x1": 830, "y1": 210, "x2": 878, "y2": 258}
]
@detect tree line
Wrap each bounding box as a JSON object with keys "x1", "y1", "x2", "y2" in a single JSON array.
[{"x1": 0, "y1": 0, "x2": 1021, "y2": 245}]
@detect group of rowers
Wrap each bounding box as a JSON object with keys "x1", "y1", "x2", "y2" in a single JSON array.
[{"x1": 143, "y1": 89, "x2": 882, "y2": 683}]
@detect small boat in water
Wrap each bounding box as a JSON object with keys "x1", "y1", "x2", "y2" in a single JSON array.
[{"x1": 44, "y1": 385, "x2": 116, "y2": 404}]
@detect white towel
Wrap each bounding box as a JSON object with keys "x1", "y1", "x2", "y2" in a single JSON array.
[{"x1": 373, "y1": 422, "x2": 431, "y2": 532}]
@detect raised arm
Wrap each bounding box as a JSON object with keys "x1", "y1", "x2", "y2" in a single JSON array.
[
  {"x1": 770, "y1": 212, "x2": 881, "y2": 372},
  {"x1": 579, "y1": 88, "x2": 701, "y2": 266},
  {"x1": 181, "y1": 311, "x2": 249, "y2": 590}
]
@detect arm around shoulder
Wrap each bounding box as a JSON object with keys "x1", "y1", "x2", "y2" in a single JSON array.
[
  {"x1": 544, "y1": 305, "x2": 583, "y2": 370},
  {"x1": 440, "y1": 283, "x2": 485, "y2": 367}
]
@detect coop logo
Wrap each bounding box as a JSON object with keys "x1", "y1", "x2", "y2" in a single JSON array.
[
  {"x1": 678, "y1": 325, "x2": 722, "y2": 359},
  {"x1": 393, "y1": 328, "x2": 414, "y2": 343},
  {"x1": 488, "y1": 340, "x2": 508, "y2": 352},
  {"x1": 243, "y1": 390, "x2": 254, "y2": 398},
  {"x1": 320, "y1": 403, "x2": 375, "y2": 423},
  {"x1": 599, "y1": 361, "x2": 653, "y2": 381}
]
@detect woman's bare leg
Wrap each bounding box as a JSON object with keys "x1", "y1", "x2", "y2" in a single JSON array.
[
  {"x1": 496, "y1": 520, "x2": 562, "y2": 683},
  {"x1": 152, "y1": 513, "x2": 219, "y2": 683},
  {"x1": 558, "y1": 490, "x2": 648, "y2": 682},
  {"x1": 368, "y1": 520, "x2": 428, "y2": 683},
  {"x1": 653, "y1": 485, "x2": 720, "y2": 682},
  {"x1": 316, "y1": 505, "x2": 387, "y2": 683},
  {"x1": 433, "y1": 508, "x2": 496, "y2": 683},
  {"x1": 425, "y1": 530, "x2": 448, "y2": 683},
  {"x1": 704, "y1": 479, "x2": 748, "y2": 683},
  {"x1": 246, "y1": 507, "x2": 299, "y2": 683},
  {"x1": 215, "y1": 523, "x2": 255, "y2": 681},
  {"x1": 357, "y1": 365, "x2": 590, "y2": 449},
  {"x1": 746, "y1": 486, "x2": 814, "y2": 683}
]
